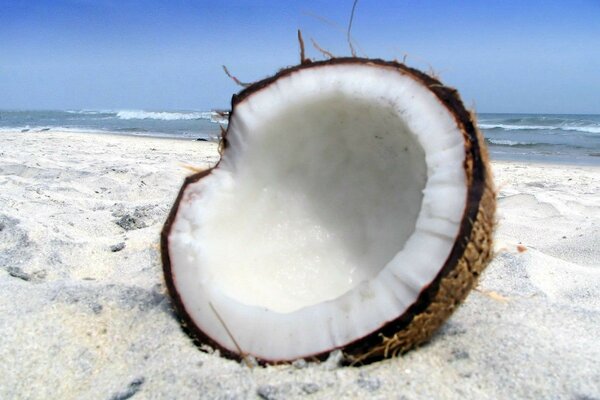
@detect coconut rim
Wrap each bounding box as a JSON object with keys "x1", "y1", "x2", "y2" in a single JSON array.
[{"x1": 160, "y1": 57, "x2": 487, "y2": 364}]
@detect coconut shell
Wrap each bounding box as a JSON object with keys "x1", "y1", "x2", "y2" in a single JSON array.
[
  {"x1": 344, "y1": 124, "x2": 496, "y2": 364},
  {"x1": 161, "y1": 58, "x2": 496, "y2": 365}
]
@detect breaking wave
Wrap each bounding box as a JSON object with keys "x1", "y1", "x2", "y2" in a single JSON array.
[
  {"x1": 480, "y1": 123, "x2": 600, "y2": 134},
  {"x1": 115, "y1": 110, "x2": 213, "y2": 121},
  {"x1": 66, "y1": 110, "x2": 113, "y2": 115},
  {"x1": 480, "y1": 124, "x2": 551, "y2": 131},
  {"x1": 487, "y1": 139, "x2": 537, "y2": 147},
  {"x1": 563, "y1": 126, "x2": 600, "y2": 134}
]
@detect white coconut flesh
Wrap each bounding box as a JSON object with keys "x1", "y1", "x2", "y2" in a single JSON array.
[{"x1": 167, "y1": 63, "x2": 468, "y2": 361}]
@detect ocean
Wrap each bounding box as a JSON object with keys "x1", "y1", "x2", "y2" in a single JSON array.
[
  {"x1": 0, "y1": 110, "x2": 224, "y2": 140},
  {"x1": 1, "y1": 110, "x2": 598, "y2": 165},
  {"x1": 478, "y1": 113, "x2": 600, "y2": 165}
]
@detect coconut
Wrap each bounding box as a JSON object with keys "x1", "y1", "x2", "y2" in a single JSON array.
[{"x1": 161, "y1": 58, "x2": 495, "y2": 364}]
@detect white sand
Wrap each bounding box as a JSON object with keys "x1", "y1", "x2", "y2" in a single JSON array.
[{"x1": 0, "y1": 130, "x2": 599, "y2": 399}]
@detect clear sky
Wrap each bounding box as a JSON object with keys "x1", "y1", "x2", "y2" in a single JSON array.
[{"x1": 1, "y1": 0, "x2": 599, "y2": 114}]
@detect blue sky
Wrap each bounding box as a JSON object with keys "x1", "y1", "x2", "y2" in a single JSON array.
[{"x1": 1, "y1": 0, "x2": 599, "y2": 113}]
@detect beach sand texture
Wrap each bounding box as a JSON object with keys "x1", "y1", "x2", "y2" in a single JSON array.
[{"x1": 1, "y1": 131, "x2": 599, "y2": 399}]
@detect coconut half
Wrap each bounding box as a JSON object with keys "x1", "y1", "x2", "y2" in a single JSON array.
[{"x1": 162, "y1": 58, "x2": 495, "y2": 364}]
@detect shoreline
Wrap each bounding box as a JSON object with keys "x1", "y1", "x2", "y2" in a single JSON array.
[
  {"x1": 492, "y1": 158, "x2": 600, "y2": 168},
  {"x1": 2, "y1": 128, "x2": 599, "y2": 167},
  {"x1": 1, "y1": 130, "x2": 599, "y2": 399},
  {"x1": 489, "y1": 152, "x2": 600, "y2": 167},
  {"x1": 0, "y1": 127, "x2": 219, "y2": 142}
]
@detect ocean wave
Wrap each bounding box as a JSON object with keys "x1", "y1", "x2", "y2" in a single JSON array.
[
  {"x1": 479, "y1": 124, "x2": 552, "y2": 131},
  {"x1": 116, "y1": 110, "x2": 212, "y2": 121},
  {"x1": 480, "y1": 123, "x2": 600, "y2": 134},
  {"x1": 66, "y1": 110, "x2": 114, "y2": 115},
  {"x1": 562, "y1": 126, "x2": 600, "y2": 134},
  {"x1": 487, "y1": 139, "x2": 536, "y2": 147}
]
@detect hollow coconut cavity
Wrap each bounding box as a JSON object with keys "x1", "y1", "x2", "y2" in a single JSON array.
[{"x1": 162, "y1": 58, "x2": 495, "y2": 364}]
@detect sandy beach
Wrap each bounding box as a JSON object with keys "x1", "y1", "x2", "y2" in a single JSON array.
[{"x1": 1, "y1": 130, "x2": 598, "y2": 399}]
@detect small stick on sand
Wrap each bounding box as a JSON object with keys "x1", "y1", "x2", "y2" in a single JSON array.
[
  {"x1": 179, "y1": 163, "x2": 208, "y2": 174},
  {"x1": 209, "y1": 302, "x2": 253, "y2": 368},
  {"x1": 474, "y1": 288, "x2": 510, "y2": 303}
]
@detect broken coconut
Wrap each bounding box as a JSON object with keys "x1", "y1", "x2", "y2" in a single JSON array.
[{"x1": 161, "y1": 58, "x2": 495, "y2": 364}]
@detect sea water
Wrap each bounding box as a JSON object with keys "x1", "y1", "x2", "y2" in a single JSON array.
[
  {"x1": 479, "y1": 113, "x2": 600, "y2": 165},
  {"x1": 0, "y1": 110, "x2": 223, "y2": 140},
  {"x1": 1, "y1": 110, "x2": 598, "y2": 165}
]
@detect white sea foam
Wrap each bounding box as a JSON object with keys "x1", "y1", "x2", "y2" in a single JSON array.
[
  {"x1": 66, "y1": 110, "x2": 113, "y2": 115},
  {"x1": 116, "y1": 110, "x2": 212, "y2": 121},
  {"x1": 480, "y1": 123, "x2": 600, "y2": 134},
  {"x1": 479, "y1": 124, "x2": 555, "y2": 131},
  {"x1": 488, "y1": 139, "x2": 534, "y2": 146},
  {"x1": 563, "y1": 126, "x2": 600, "y2": 134}
]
